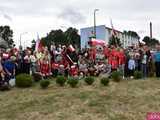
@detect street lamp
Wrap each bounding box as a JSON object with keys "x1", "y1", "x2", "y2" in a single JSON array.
[
  {"x1": 94, "y1": 9, "x2": 99, "y2": 39},
  {"x1": 19, "y1": 32, "x2": 28, "y2": 50}
]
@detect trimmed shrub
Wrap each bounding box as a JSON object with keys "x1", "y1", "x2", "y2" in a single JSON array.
[
  {"x1": 32, "y1": 73, "x2": 42, "y2": 82},
  {"x1": 100, "y1": 77, "x2": 110, "y2": 86},
  {"x1": 56, "y1": 76, "x2": 66, "y2": 86},
  {"x1": 84, "y1": 77, "x2": 95, "y2": 85},
  {"x1": 16, "y1": 74, "x2": 33, "y2": 88},
  {"x1": 40, "y1": 80, "x2": 50, "y2": 89},
  {"x1": 134, "y1": 71, "x2": 143, "y2": 79},
  {"x1": 111, "y1": 71, "x2": 121, "y2": 82},
  {"x1": 67, "y1": 77, "x2": 79, "y2": 88}
]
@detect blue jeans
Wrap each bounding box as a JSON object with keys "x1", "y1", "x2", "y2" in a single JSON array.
[{"x1": 141, "y1": 64, "x2": 147, "y2": 78}]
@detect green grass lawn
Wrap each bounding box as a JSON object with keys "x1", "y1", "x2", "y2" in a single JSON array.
[{"x1": 0, "y1": 78, "x2": 160, "y2": 120}]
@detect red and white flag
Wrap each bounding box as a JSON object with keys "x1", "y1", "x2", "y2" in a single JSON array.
[
  {"x1": 68, "y1": 45, "x2": 75, "y2": 52},
  {"x1": 89, "y1": 38, "x2": 105, "y2": 46},
  {"x1": 35, "y1": 33, "x2": 43, "y2": 51},
  {"x1": 110, "y1": 19, "x2": 117, "y2": 36}
]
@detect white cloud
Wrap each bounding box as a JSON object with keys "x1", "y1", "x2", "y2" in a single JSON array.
[{"x1": 0, "y1": 0, "x2": 160, "y2": 48}]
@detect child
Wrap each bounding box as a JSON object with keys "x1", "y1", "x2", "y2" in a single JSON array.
[
  {"x1": 51, "y1": 62, "x2": 59, "y2": 77},
  {"x1": 118, "y1": 49, "x2": 126, "y2": 79},
  {"x1": 69, "y1": 63, "x2": 78, "y2": 77},
  {"x1": 40, "y1": 56, "x2": 50, "y2": 79},
  {"x1": 58, "y1": 64, "x2": 65, "y2": 75},
  {"x1": 23, "y1": 50, "x2": 31, "y2": 74},
  {"x1": 3, "y1": 56, "x2": 16, "y2": 84},
  {"x1": 79, "y1": 60, "x2": 88, "y2": 76},
  {"x1": 110, "y1": 56, "x2": 119, "y2": 72},
  {"x1": 128, "y1": 56, "x2": 136, "y2": 79},
  {"x1": 30, "y1": 52, "x2": 37, "y2": 74}
]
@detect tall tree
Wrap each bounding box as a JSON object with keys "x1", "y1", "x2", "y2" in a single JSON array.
[
  {"x1": 0, "y1": 26, "x2": 14, "y2": 48},
  {"x1": 109, "y1": 35, "x2": 121, "y2": 47},
  {"x1": 31, "y1": 39, "x2": 36, "y2": 51},
  {"x1": 41, "y1": 27, "x2": 80, "y2": 47},
  {"x1": 127, "y1": 31, "x2": 140, "y2": 39},
  {"x1": 64, "y1": 27, "x2": 80, "y2": 47},
  {"x1": 41, "y1": 29, "x2": 65, "y2": 47},
  {"x1": 142, "y1": 36, "x2": 159, "y2": 47}
]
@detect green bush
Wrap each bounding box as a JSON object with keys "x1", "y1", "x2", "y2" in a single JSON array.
[
  {"x1": 32, "y1": 73, "x2": 42, "y2": 82},
  {"x1": 56, "y1": 76, "x2": 66, "y2": 86},
  {"x1": 134, "y1": 71, "x2": 143, "y2": 79},
  {"x1": 67, "y1": 77, "x2": 79, "y2": 88},
  {"x1": 40, "y1": 80, "x2": 50, "y2": 89},
  {"x1": 111, "y1": 71, "x2": 121, "y2": 82},
  {"x1": 16, "y1": 74, "x2": 33, "y2": 88},
  {"x1": 100, "y1": 77, "x2": 110, "y2": 86},
  {"x1": 84, "y1": 77, "x2": 95, "y2": 85}
]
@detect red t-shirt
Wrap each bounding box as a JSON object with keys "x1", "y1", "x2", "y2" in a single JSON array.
[
  {"x1": 111, "y1": 59, "x2": 118, "y2": 69},
  {"x1": 118, "y1": 52, "x2": 126, "y2": 65},
  {"x1": 70, "y1": 67, "x2": 78, "y2": 76}
]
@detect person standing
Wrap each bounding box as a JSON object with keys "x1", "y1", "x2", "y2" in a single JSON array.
[
  {"x1": 154, "y1": 45, "x2": 160, "y2": 78},
  {"x1": 141, "y1": 51, "x2": 148, "y2": 79},
  {"x1": 128, "y1": 55, "x2": 136, "y2": 79},
  {"x1": 23, "y1": 50, "x2": 31, "y2": 74},
  {"x1": 118, "y1": 48, "x2": 126, "y2": 79}
]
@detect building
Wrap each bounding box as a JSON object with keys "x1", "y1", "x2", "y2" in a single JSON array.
[{"x1": 80, "y1": 25, "x2": 139, "y2": 49}]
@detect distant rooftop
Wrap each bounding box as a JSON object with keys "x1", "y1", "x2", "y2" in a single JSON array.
[{"x1": 81, "y1": 25, "x2": 123, "y2": 34}]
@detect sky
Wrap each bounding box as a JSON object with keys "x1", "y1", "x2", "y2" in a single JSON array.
[{"x1": 0, "y1": 0, "x2": 160, "y2": 48}]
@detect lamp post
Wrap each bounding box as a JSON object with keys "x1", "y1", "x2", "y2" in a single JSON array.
[
  {"x1": 19, "y1": 32, "x2": 27, "y2": 50},
  {"x1": 94, "y1": 9, "x2": 99, "y2": 39}
]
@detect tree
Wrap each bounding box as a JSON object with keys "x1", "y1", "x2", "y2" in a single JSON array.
[
  {"x1": 31, "y1": 39, "x2": 36, "y2": 51},
  {"x1": 41, "y1": 27, "x2": 80, "y2": 48},
  {"x1": 41, "y1": 29, "x2": 65, "y2": 47},
  {"x1": 0, "y1": 26, "x2": 14, "y2": 48},
  {"x1": 64, "y1": 27, "x2": 80, "y2": 47},
  {"x1": 142, "y1": 36, "x2": 159, "y2": 47},
  {"x1": 127, "y1": 31, "x2": 140, "y2": 39},
  {"x1": 109, "y1": 35, "x2": 121, "y2": 47}
]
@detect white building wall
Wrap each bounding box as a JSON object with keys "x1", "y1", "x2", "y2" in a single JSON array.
[
  {"x1": 80, "y1": 25, "x2": 139, "y2": 49},
  {"x1": 123, "y1": 34, "x2": 139, "y2": 48}
]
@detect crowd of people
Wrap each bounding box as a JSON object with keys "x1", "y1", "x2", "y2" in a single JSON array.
[{"x1": 0, "y1": 43, "x2": 160, "y2": 87}]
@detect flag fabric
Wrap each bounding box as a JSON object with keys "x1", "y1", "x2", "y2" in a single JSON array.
[
  {"x1": 110, "y1": 19, "x2": 119, "y2": 47},
  {"x1": 68, "y1": 45, "x2": 75, "y2": 52},
  {"x1": 89, "y1": 38, "x2": 105, "y2": 46},
  {"x1": 3, "y1": 14, "x2": 12, "y2": 21},
  {"x1": 110, "y1": 19, "x2": 117, "y2": 36},
  {"x1": 35, "y1": 33, "x2": 43, "y2": 51},
  {"x1": 3, "y1": 53, "x2": 9, "y2": 59}
]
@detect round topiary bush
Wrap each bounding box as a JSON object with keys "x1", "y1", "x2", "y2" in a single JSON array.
[
  {"x1": 56, "y1": 76, "x2": 66, "y2": 86},
  {"x1": 111, "y1": 71, "x2": 121, "y2": 82},
  {"x1": 134, "y1": 71, "x2": 143, "y2": 79},
  {"x1": 84, "y1": 77, "x2": 95, "y2": 85},
  {"x1": 67, "y1": 77, "x2": 79, "y2": 88},
  {"x1": 32, "y1": 73, "x2": 42, "y2": 82},
  {"x1": 40, "y1": 80, "x2": 50, "y2": 89},
  {"x1": 16, "y1": 74, "x2": 33, "y2": 88},
  {"x1": 100, "y1": 77, "x2": 110, "y2": 86}
]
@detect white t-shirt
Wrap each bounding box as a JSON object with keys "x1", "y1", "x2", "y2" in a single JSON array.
[{"x1": 142, "y1": 55, "x2": 147, "y2": 64}]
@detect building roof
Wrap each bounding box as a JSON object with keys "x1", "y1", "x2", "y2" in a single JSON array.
[
  {"x1": 80, "y1": 25, "x2": 123, "y2": 34},
  {"x1": 105, "y1": 26, "x2": 123, "y2": 34}
]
